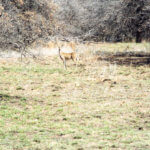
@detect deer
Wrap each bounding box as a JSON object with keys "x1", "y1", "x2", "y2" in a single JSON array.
[{"x1": 58, "y1": 45, "x2": 78, "y2": 69}]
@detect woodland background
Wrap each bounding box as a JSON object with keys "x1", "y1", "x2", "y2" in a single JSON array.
[{"x1": 0, "y1": 0, "x2": 150, "y2": 52}]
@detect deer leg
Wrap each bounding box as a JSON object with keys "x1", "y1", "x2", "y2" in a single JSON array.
[
  {"x1": 71, "y1": 55, "x2": 76, "y2": 65},
  {"x1": 72, "y1": 55, "x2": 78, "y2": 68},
  {"x1": 59, "y1": 54, "x2": 67, "y2": 69},
  {"x1": 62, "y1": 58, "x2": 67, "y2": 69},
  {"x1": 64, "y1": 59, "x2": 67, "y2": 69}
]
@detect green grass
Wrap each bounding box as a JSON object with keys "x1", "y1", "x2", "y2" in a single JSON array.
[{"x1": 0, "y1": 43, "x2": 150, "y2": 150}]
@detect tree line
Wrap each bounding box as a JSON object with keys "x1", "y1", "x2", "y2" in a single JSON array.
[
  {"x1": 0, "y1": 0, "x2": 55, "y2": 52},
  {"x1": 0, "y1": 0, "x2": 150, "y2": 51},
  {"x1": 55, "y1": 0, "x2": 150, "y2": 43}
]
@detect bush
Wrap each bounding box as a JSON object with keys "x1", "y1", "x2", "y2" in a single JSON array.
[
  {"x1": 0, "y1": 0, "x2": 56, "y2": 51},
  {"x1": 54, "y1": 0, "x2": 150, "y2": 42}
]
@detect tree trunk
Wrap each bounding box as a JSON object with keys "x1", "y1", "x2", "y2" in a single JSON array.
[{"x1": 136, "y1": 31, "x2": 142, "y2": 43}]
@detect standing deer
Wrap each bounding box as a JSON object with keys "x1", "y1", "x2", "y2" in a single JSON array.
[{"x1": 58, "y1": 46, "x2": 78, "y2": 69}]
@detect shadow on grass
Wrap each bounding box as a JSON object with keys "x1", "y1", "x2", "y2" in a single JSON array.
[
  {"x1": 97, "y1": 51, "x2": 150, "y2": 66},
  {"x1": 0, "y1": 93, "x2": 26, "y2": 102}
]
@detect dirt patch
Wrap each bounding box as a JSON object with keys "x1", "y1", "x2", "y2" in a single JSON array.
[{"x1": 97, "y1": 51, "x2": 150, "y2": 66}]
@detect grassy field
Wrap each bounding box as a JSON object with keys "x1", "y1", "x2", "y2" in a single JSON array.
[{"x1": 0, "y1": 43, "x2": 150, "y2": 150}]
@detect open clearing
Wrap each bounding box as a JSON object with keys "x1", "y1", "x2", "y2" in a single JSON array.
[{"x1": 0, "y1": 43, "x2": 150, "y2": 150}]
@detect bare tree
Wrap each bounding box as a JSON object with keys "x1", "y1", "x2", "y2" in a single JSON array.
[
  {"x1": 118, "y1": 0, "x2": 150, "y2": 43},
  {"x1": 54, "y1": 0, "x2": 150, "y2": 42},
  {"x1": 1, "y1": 0, "x2": 149, "y2": 47},
  {"x1": 0, "y1": 0, "x2": 56, "y2": 53}
]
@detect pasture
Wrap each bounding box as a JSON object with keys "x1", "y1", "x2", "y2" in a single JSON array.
[{"x1": 0, "y1": 43, "x2": 150, "y2": 150}]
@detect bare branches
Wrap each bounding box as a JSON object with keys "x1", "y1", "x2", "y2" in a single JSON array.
[
  {"x1": 54, "y1": 0, "x2": 150, "y2": 42},
  {"x1": 0, "y1": 0, "x2": 56, "y2": 53},
  {"x1": 0, "y1": 0, "x2": 149, "y2": 48}
]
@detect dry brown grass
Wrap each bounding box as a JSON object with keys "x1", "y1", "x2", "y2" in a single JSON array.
[{"x1": 0, "y1": 43, "x2": 150, "y2": 149}]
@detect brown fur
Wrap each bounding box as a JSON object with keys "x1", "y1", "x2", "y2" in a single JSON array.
[
  {"x1": 58, "y1": 47, "x2": 77, "y2": 69},
  {"x1": 14, "y1": 0, "x2": 24, "y2": 5}
]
